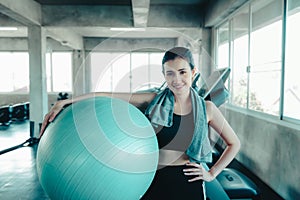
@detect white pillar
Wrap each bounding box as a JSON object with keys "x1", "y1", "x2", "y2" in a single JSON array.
[
  {"x1": 28, "y1": 25, "x2": 48, "y2": 138},
  {"x1": 84, "y1": 51, "x2": 92, "y2": 93},
  {"x1": 72, "y1": 49, "x2": 86, "y2": 96}
]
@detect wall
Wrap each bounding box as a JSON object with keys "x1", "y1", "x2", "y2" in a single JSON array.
[
  {"x1": 0, "y1": 37, "x2": 72, "y2": 51},
  {"x1": 221, "y1": 106, "x2": 300, "y2": 200},
  {"x1": 0, "y1": 93, "x2": 67, "y2": 110}
]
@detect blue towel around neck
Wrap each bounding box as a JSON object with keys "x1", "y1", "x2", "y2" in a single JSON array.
[{"x1": 145, "y1": 87, "x2": 212, "y2": 163}]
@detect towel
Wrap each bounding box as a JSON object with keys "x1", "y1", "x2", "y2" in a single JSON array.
[{"x1": 145, "y1": 87, "x2": 212, "y2": 163}]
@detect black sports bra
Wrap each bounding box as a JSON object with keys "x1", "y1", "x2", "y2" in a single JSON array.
[{"x1": 155, "y1": 112, "x2": 195, "y2": 151}]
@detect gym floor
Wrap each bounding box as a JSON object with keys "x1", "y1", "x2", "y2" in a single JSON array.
[
  {"x1": 0, "y1": 121, "x2": 284, "y2": 200},
  {"x1": 0, "y1": 121, "x2": 49, "y2": 200}
]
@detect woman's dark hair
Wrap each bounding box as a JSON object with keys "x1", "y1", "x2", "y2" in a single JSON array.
[{"x1": 162, "y1": 47, "x2": 195, "y2": 72}]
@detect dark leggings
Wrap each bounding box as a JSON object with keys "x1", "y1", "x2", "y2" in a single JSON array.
[{"x1": 141, "y1": 165, "x2": 204, "y2": 200}]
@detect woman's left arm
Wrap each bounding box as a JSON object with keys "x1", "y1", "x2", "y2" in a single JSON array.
[
  {"x1": 184, "y1": 101, "x2": 240, "y2": 182},
  {"x1": 205, "y1": 100, "x2": 241, "y2": 181}
]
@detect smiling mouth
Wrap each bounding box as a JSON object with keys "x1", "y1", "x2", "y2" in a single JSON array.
[{"x1": 173, "y1": 85, "x2": 185, "y2": 90}]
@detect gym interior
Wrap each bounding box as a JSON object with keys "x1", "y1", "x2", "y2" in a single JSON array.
[{"x1": 0, "y1": 0, "x2": 299, "y2": 199}]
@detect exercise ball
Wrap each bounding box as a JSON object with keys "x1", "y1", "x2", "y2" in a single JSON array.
[{"x1": 37, "y1": 96, "x2": 158, "y2": 200}]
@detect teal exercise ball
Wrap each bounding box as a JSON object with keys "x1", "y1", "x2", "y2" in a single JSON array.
[{"x1": 36, "y1": 97, "x2": 158, "y2": 200}]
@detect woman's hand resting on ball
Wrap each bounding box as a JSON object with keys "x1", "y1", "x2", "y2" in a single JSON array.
[{"x1": 39, "y1": 99, "x2": 71, "y2": 138}]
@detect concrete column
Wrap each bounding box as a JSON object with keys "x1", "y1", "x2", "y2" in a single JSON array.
[
  {"x1": 199, "y1": 28, "x2": 213, "y2": 78},
  {"x1": 72, "y1": 49, "x2": 86, "y2": 96},
  {"x1": 84, "y1": 51, "x2": 92, "y2": 93},
  {"x1": 28, "y1": 25, "x2": 48, "y2": 138}
]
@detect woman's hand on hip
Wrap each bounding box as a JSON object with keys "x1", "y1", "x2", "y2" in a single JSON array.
[{"x1": 183, "y1": 162, "x2": 215, "y2": 182}]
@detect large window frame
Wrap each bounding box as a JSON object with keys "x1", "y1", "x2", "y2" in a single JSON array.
[
  {"x1": 0, "y1": 51, "x2": 72, "y2": 94},
  {"x1": 0, "y1": 52, "x2": 29, "y2": 93},
  {"x1": 214, "y1": 0, "x2": 300, "y2": 124},
  {"x1": 46, "y1": 51, "x2": 73, "y2": 93},
  {"x1": 90, "y1": 52, "x2": 165, "y2": 93},
  {"x1": 91, "y1": 51, "x2": 200, "y2": 93}
]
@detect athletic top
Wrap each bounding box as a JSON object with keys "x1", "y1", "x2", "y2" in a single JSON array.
[
  {"x1": 145, "y1": 88, "x2": 212, "y2": 163},
  {"x1": 155, "y1": 112, "x2": 195, "y2": 151}
]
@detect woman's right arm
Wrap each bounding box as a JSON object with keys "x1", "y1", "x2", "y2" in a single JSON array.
[{"x1": 39, "y1": 92, "x2": 156, "y2": 137}]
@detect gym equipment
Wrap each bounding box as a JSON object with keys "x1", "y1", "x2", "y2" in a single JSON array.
[
  {"x1": 36, "y1": 97, "x2": 159, "y2": 200},
  {"x1": 217, "y1": 168, "x2": 260, "y2": 199},
  {"x1": 11, "y1": 103, "x2": 28, "y2": 121},
  {"x1": 203, "y1": 164, "x2": 231, "y2": 200},
  {"x1": 0, "y1": 102, "x2": 37, "y2": 154},
  {"x1": 57, "y1": 92, "x2": 69, "y2": 101},
  {"x1": 199, "y1": 67, "x2": 231, "y2": 107},
  {"x1": 24, "y1": 102, "x2": 30, "y2": 119},
  {"x1": 0, "y1": 137, "x2": 39, "y2": 155},
  {"x1": 0, "y1": 105, "x2": 12, "y2": 126}
]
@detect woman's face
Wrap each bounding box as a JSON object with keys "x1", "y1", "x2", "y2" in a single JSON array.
[{"x1": 163, "y1": 57, "x2": 196, "y2": 97}]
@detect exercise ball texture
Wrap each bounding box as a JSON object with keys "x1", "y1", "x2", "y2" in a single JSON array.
[{"x1": 37, "y1": 97, "x2": 158, "y2": 200}]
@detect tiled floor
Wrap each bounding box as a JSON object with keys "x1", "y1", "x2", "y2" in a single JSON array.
[{"x1": 0, "y1": 121, "x2": 49, "y2": 200}]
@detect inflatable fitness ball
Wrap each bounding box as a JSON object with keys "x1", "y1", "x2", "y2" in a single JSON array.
[{"x1": 36, "y1": 97, "x2": 159, "y2": 200}]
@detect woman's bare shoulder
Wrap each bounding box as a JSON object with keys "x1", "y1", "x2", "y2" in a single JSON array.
[{"x1": 205, "y1": 100, "x2": 217, "y2": 122}]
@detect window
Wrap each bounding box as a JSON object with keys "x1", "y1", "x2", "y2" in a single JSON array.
[
  {"x1": 249, "y1": 0, "x2": 282, "y2": 115},
  {"x1": 131, "y1": 53, "x2": 149, "y2": 92},
  {"x1": 0, "y1": 51, "x2": 72, "y2": 93},
  {"x1": 215, "y1": 0, "x2": 300, "y2": 122},
  {"x1": 91, "y1": 53, "x2": 115, "y2": 92},
  {"x1": 231, "y1": 6, "x2": 250, "y2": 108},
  {"x1": 46, "y1": 52, "x2": 72, "y2": 92},
  {"x1": 217, "y1": 22, "x2": 230, "y2": 69},
  {"x1": 112, "y1": 54, "x2": 130, "y2": 92},
  {"x1": 0, "y1": 52, "x2": 29, "y2": 92},
  {"x1": 285, "y1": 1, "x2": 300, "y2": 120},
  {"x1": 91, "y1": 52, "x2": 164, "y2": 93},
  {"x1": 148, "y1": 53, "x2": 165, "y2": 89}
]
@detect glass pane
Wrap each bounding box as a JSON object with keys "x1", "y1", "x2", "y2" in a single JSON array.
[
  {"x1": 131, "y1": 53, "x2": 149, "y2": 92},
  {"x1": 217, "y1": 22, "x2": 229, "y2": 68},
  {"x1": 112, "y1": 54, "x2": 130, "y2": 92},
  {"x1": 46, "y1": 53, "x2": 52, "y2": 92},
  {"x1": 285, "y1": 1, "x2": 300, "y2": 120},
  {"x1": 51, "y1": 52, "x2": 72, "y2": 92},
  {"x1": 91, "y1": 53, "x2": 119, "y2": 92},
  {"x1": 250, "y1": 0, "x2": 282, "y2": 115},
  {"x1": 0, "y1": 53, "x2": 13, "y2": 92},
  {"x1": 0, "y1": 52, "x2": 29, "y2": 92},
  {"x1": 231, "y1": 6, "x2": 249, "y2": 108},
  {"x1": 148, "y1": 53, "x2": 165, "y2": 90},
  {"x1": 12, "y1": 53, "x2": 29, "y2": 92}
]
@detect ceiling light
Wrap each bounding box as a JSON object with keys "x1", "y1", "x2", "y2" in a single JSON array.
[
  {"x1": 110, "y1": 28, "x2": 145, "y2": 31},
  {"x1": 0, "y1": 27, "x2": 18, "y2": 31}
]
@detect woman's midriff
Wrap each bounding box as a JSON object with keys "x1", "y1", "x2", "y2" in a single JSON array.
[{"x1": 158, "y1": 149, "x2": 190, "y2": 166}]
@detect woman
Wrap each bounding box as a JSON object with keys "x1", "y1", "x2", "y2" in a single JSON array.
[{"x1": 40, "y1": 47, "x2": 240, "y2": 199}]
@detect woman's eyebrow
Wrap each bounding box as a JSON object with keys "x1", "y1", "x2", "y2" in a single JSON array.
[
  {"x1": 165, "y1": 67, "x2": 188, "y2": 73},
  {"x1": 178, "y1": 68, "x2": 188, "y2": 71},
  {"x1": 165, "y1": 70, "x2": 174, "y2": 72}
]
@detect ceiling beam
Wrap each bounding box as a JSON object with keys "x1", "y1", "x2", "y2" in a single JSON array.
[
  {"x1": 41, "y1": 5, "x2": 132, "y2": 27},
  {"x1": 0, "y1": 0, "x2": 41, "y2": 26},
  {"x1": 131, "y1": 0, "x2": 150, "y2": 27},
  {"x1": 45, "y1": 27, "x2": 84, "y2": 50},
  {"x1": 41, "y1": 5, "x2": 203, "y2": 28},
  {"x1": 204, "y1": 0, "x2": 248, "y2": 27},
  {"x1": 148, "y1": 5, "x2": 203, "y2": 27}
]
